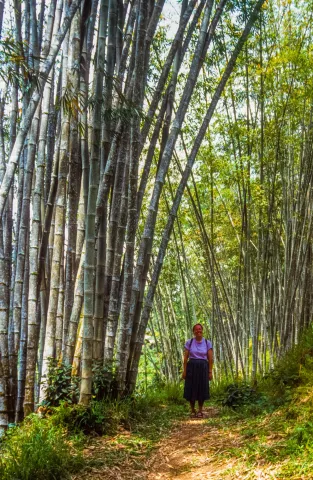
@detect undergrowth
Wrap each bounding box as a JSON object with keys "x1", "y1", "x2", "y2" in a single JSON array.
[
  {"x1": 0, "y1": 381, "x2": 186, "y2": 479},
  {"x1": 0, "y1": 414, "x2": 84, "y2": 480},
  {"x1": 3, "y1": 328, "x2": 313, "y2": 480},
  {"x1": 208, "y1": 326, "x2": 313, "y2": 478}
]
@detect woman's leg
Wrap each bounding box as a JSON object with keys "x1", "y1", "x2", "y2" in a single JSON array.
[
  {"x1": 190, "y1": 400, "x2": 196, "y2": 414},
  {"x1": 198, "y1": 401, "x2": 204, "y2": 415}
]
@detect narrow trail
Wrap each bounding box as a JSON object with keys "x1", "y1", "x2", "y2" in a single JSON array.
[
  {"x1": 146, "y1": 406, "x2": 241, "y2": 479},
  {"x1": 75, "y1": 406, "x2": 284, "y2": 480}
]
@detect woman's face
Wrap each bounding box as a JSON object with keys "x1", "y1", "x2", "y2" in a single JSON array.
[{"x1": 193, "y1": 325, "x2": 203, "y2": 339}]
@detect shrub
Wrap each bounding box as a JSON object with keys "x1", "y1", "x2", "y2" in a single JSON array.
[
  {"x1": 219, "y1": 382, "x2": 259, "y2": 408},
  {"x1": 40, "y1": 358, "x2": 79, "y2": 407},
  {"x1": 0, "y1": 415, "x2": 83, "y2": 480},
  {"x1": 92, "y1": 360, "x2": 116, "y2": 400},
  {"x1": 52, "y1": 399, "x2": 131, "y2": 435}
]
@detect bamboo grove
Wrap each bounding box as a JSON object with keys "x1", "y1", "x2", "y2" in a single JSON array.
[
  {"x1": 4, "y1": 0, "x2": 311, "y2": 432},
  {"x1": 147, "y1": 0, "x2": 313, "y2": 386}
]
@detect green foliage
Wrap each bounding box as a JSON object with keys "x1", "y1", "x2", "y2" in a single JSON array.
[
  {"x1": 290, "y1": 420, "x2": 313, "y2": 447},
  {"x1": 206, "y1": 329, "x2": 313, "y2": 477},
  {"x1": 259, "y1": 327, "x2": 313, "y2": 406},
  {"x1": 40, "y1": 358, "x2": 79, "y2": 407},
  {"x1": 0, "y1": 37, "x2": 31, "y2": 88},
  {"x1": 51, "y1": 382, "x2": 186, "y2": 436},
  {"x1": 219, "y1": 382, "x2": 259, "y2": 408},
  {"x1": 51, "y1": 400, "x2": 125, "y2": 435},
  {"x1": 0, "y1": 385, "x2": 186, "y2": 480},
  {"x1": 213, "y1": 329, "x2": 313, "y2": 413},
  {"x1": 92, "y1": 360, "x2": 116, "y2": 400},
  {"x1": 163, "y1": 381, "x2": 186, "y2": 405},
  {"x1": 0, "y1": 415, "x2": 83, "y2": 480}
]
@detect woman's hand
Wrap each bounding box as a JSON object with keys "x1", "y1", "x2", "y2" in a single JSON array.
[
  {"x1": 208, "y1": 371, "x2": 213, "y2": 381},
  {"x1": 182, "y1": 371, "x2": 186, "y2": 380}
]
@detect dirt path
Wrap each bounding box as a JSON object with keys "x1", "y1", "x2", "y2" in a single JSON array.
[
  {"x1": 146, "y1": 406, "x2": 240, "y2": 479},
  {"x1": 75, "y1": 406, "x2": 269, "y2": 480}
]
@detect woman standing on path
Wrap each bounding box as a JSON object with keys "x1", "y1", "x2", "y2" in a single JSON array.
[{"x1": 182, "y1": 324, "x2": 213, "y2": 417}]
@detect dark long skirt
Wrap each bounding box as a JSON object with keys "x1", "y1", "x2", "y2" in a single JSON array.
[{"x1": 183, "y1": 359, "x2": 210, "y2": 403}]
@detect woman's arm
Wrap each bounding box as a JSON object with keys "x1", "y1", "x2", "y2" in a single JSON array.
[
  {"x1": 182, "y1": 349, "x2": 189, "y2": 379},
  {"x1": 208, "y1": 348, "x2": 213, "y2": 381}
]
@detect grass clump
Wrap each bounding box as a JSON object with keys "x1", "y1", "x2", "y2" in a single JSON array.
[{"x1": 0, "y1": 414, "x2": 84, "y2": 480}]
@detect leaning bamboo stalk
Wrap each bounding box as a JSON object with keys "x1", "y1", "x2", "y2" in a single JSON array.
[
  {"x1": 72, "y1": 318, "x2": 83, "y2": 377},
  {"x1": 128, "y1": 0, "x2": 267, "y2": 391},
  {"x1": 101, "y1": 0, "x2": 116, "y2": 170},
  {"x1": 93, "y1": 0, "x2": 111, "y2": 362},
  {"x1": 75, "y1": 178, "x2": 86, "y2": 284},
  {"x1": 140, "y1": 0, "x2": 199, "y2": 145},
  {"x1": 29, "y1": 0, "x2": 39, "y2": 72},
  {"x1": 15, "y1": 232, "x2": 29, "y2": 423},
  {"x1": 55, "y1": 248, "x2": 65, "y2": 360},
  {"x1": 117, "y1": 0, "x2": 138, "y2": 86},
  {"x1": 44, "y1": 73, "x2": 58, "y2": 205},
  {"x1": 39, "y1": 135, "x2": 60, "y2": 297},
  {"x1": 125, "y1": 0, "x2": 218, "y2": 388},
  {"x1": 41, "y1": 0, "x2": 58, "y2": 59},
  {"x1": 80, "y1": 0, "x2": 98, "y2": 218}
]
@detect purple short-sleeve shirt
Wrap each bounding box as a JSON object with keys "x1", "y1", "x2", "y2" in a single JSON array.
[{"x1": 185, "y1": 338, "x2": 212, "y2": 360}]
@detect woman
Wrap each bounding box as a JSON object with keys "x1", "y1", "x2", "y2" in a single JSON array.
[{"x1": 182, "y1": 323, "x2": 213, "y2": 418}]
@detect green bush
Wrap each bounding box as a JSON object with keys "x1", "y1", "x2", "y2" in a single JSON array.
[
  {"x1": 92, "y1": 360, "x2": 116, "y2": 400},
  {"x1": 219, "y1": 382, "x2": 259, "y2": 408},
  {"x1": 51, "y1": 399, "x2": 127, "y2": 435},
  {"x1": 40, "y1": 358, "x2": 79, "y2": 407},
  {"x1": 0, "y1": 415, "x2": 83, "y2": 480}
]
